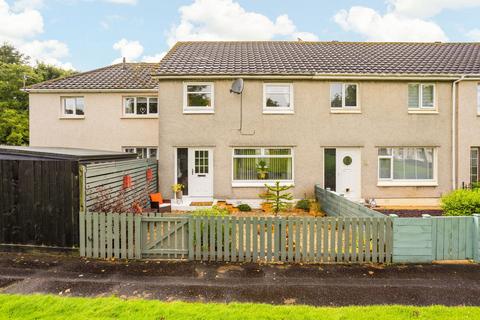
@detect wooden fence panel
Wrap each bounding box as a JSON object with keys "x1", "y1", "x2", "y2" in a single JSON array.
[
  {"x1": 474, "y1": 215, "x2": 480, "y2": 262},
  {"x1": 315, "y1": 185, "x2": 384, "y2": 218},
  {"x1": 80, "y1": 214, "x2": 393, "y2": 263},
  {"x1": 0, "y1": 159, "x2": 79, "y2": 247},
  {"x1": 392, "y1": 215, "x2": 478, "y2": 263},
  {"x1": 185, "y1": 216, "x2": 391, "y2": 263},
  {"x1": 82, "y1": 159, "x2": 158, "y2": 212},
  {"x1": 80, "y1": 212, "x2": 142, "y2": 260}
]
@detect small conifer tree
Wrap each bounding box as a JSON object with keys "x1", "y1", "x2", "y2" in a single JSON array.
[{"x1": 260, "y1": 181, "x2": 293, "y2": 215}]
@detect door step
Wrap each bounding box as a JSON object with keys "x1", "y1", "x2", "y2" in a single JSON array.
[{"x1": 190, "y1": 201, "x2": 214, "y2": 207}]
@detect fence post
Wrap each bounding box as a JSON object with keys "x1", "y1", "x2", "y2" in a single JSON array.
[
  {"x1": 79, "y1": 211, "x2": 85, "y2": 256},
  {"x1": 135, "y1": 214, "x2": 142, "y2": 259},
  {"x1": 473, "y1": 214, "x2": 480, "y2": 262},
  {"x1": 387, "y1": 214, "x2": 397, "y2": 263},
  {"x1": 188, "y1": 216, "x2": 194, "y2": 260},
  {"x1": 422, "y1": 214, "x2": 436, "y2": 261},
  {"x1": 79, "y1": 165, "x2": 86, "y2": 213}
]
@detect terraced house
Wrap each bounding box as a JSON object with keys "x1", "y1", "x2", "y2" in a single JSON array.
[{"x1": 27, "y1": 41, "x2": 480, "y2": 206}]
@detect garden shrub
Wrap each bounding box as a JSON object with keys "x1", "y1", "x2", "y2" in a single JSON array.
[
  {"x1": 295, "y1": 199, "x2": 310, "y2": 212},
  {"x1": 192, "y1": 205, "x2": 230, "y2": 217},
  {"x1": 237, "y1": 204, "x2": 252, "y2": 212},
  {"x1": 441, "y1": 189, "x2": 480, "y2": 216}
]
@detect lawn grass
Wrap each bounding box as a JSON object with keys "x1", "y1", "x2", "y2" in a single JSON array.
[{"x1": 0, "y1": 294, "x2": 479, "y2": 320}]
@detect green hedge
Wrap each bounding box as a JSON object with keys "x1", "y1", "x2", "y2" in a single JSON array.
[{"x1": 441, "y1": 189, "x2": 480, "y2": 216}]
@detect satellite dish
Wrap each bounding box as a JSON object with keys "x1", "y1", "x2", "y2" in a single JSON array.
[{"x1": 230, "y1": 78, "x2": 244, "y2": 94}]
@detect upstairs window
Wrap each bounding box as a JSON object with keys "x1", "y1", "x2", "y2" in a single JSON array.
[
  {"x1": 263, "y1": 83, "x2": 294, "y2": 113},
  {"x1": 61, "y1": 97, "x2": 84, "y2": 117},
  {"x1": 330, "y1": 83, "x2": 358, "y2": 110},
  {"x1": 183, "y1": 82, "x2": 214, "y2": 113},
  {"x1": 408, "y1": 84, "x2": 435, "y2": 110},
  {"x1": 123, "y1": 97, "x2": 158, "y2": 116},
  {"x1": 123, "y1": 147, "x2": 157, "y2": 159}
]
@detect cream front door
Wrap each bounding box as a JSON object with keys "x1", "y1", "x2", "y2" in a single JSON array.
[
  {"x1": 188, "y1": 148, "x2": 213, "y2": 198},
  {"x1": 335, "y1": 148, "x2": 361, "y2": 201}
]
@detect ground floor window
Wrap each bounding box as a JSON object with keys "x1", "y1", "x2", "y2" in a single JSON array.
[
  {"x1": 471, "y1": 147, "x2": 479, "y2": 184},
  {"x1": 378, "y1": 147, "x2": 436, "y2": 184},
  {"x1": 232, "y1": 147, "x2": 293, "y2": 186},
  {"x1": 123, "y1": 147, "x2": 157, "y2": 159}
]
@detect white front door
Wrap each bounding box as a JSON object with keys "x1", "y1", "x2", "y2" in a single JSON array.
[
  {"x1": 336, "y1": 148, "x2": 361, "y2": 201},
  {"x1": 188, "y1": 148, "x2": 213, "y2": 198}
]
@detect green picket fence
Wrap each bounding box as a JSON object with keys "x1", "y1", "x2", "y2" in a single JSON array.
[
  {"x1": 79, "y1": 211, "x2": 142, "y2": 259},
  {"x1": 80, "y1": 212, "x2": 393, "y2": 263},
  {"x1": 188, "y1": 216, "x2": 392, "y2": 263}
]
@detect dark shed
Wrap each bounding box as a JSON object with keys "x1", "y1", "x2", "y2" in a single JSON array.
[{"x1": 0, "y1": 146, "x2": 136, "y2": 248}]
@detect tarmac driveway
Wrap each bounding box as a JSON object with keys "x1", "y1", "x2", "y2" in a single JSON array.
[{"x1": 0, "y1": 251, "x2": 479, "y2": 306}]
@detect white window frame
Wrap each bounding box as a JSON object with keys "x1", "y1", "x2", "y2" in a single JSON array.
[
  {"x1": 471, "y1": 147, "x2": 479, "y2": 184},
  {"x1": 330, "y1": 82, "x2": 360, "y2": 113},
  {"x1": 408, "y1": 83, "x2": 436, "y2": 113},
  {"x1": 122, "y1": 96, "x2": 158, "y2": 118},
  {"x1": 60, "y1": 96, "x2": 85, "y2": 118},
  {"x1": 183, "y1": 82, "x2": 214, "y2": 114},
  {"x1": 231, "y1": 147, "x2": 294, "y2": 187},
  {"x1": 263, "y1": 83, "x2": 294, "y2": 114},
  {"x1": 377, "y1": 147, "x2": 438, "y2": 187},
  {"x1": 123, "y1": 147, "x2": 158, "y2": 159}
]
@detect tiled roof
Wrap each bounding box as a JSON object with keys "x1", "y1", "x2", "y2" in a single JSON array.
[
  {"x1": 27, "y1": 62, "x2": 160, "y2": 90},
  {"x1": 157, "y1": 41, "x2": 480, "y2": 76}
]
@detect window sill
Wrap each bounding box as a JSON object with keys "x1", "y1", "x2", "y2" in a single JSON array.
[
  {"x1": 263, "y1": 109, "x2": 294, "y2": 115},
  {"x1": 232, "y1": 181, "x2": 294, "y2": 188},
  {"x1": 330, "y1": 109, "x2": 361, "y2": 114},
  {"x1": 377, "y1": 181, "x2": 438, "y2": 187},
  {"x1": 59, "y1": 116, "x2": 85, "y2": 120},
  {"x1": 408, "y1": 109, "x2": 438, "y2": 114},
  {"x1": 121, "y1": 115, "x2": 158, "y2": 119},
  {"x1": 183, "y1": 109, "x2": 215, "y2": 114}
]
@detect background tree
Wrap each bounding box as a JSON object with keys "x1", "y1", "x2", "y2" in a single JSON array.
[{"x1": 0, "y1": 43, "x2": 76, "y2": 145}]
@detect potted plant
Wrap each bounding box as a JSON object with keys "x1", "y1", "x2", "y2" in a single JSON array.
[
  {"x1": 171, "y1": 183, "x2": 184, "y2": 201},
  {"x1": 256, "y1": 160, "x2": 268, "y2": 180}
]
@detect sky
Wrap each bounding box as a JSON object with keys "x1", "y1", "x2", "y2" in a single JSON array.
[{"x1": 1, "y1": 0, "x2": 480, "y2": 71}]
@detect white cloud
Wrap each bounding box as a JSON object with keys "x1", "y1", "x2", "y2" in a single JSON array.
[
  {"x1": 334, "y1": 6, "x2": 448, "y2": 42},
  {"x1": 467, "y1": 28, "x2": 480, "y2": 41},
  {"x1": 100, "y1": 14, "x2": 123, "y2": 30},
  {"x1": 112, "y1": 38, "x2": 143, "y2": 63},
  {"x1": 167, "y1": 0, "x2": 318, "y2": 46},
  {"x1": 20, "y1": 40, "x2": 73, "y2": 69},
  {"x1": 112, "y1": 38, "x2": 166, "y2": 63},
  {"x1": 142, "y1": 52, "x2": 166, "y2": 62},
  {"x1": 12, "y1": 0, "x2": 44, "y2": 11},
  {"x1": 104, "y1": 0, "x2": 137, "y2": 4},
  {"x1": 0, "y1": 0, "x2": 74, "y2": 68},
  {"x1": 0, "y1": 0, "x2": 44, "y2": 43},
  {"x1": 388, "y1": 0, "x2": 480, "y2": 18}
]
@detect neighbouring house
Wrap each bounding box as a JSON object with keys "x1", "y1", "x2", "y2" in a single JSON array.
[
  {"x1": 26, "y1": 62, "x2": 160, "y2": 159},
  {"x1": 27, "y1": 41, "x2": 480, "y2": 207}
]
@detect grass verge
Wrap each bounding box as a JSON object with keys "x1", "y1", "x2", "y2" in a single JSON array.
[{"x1": 0, "y1": 294, "x2": 479, "y2": 320}]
